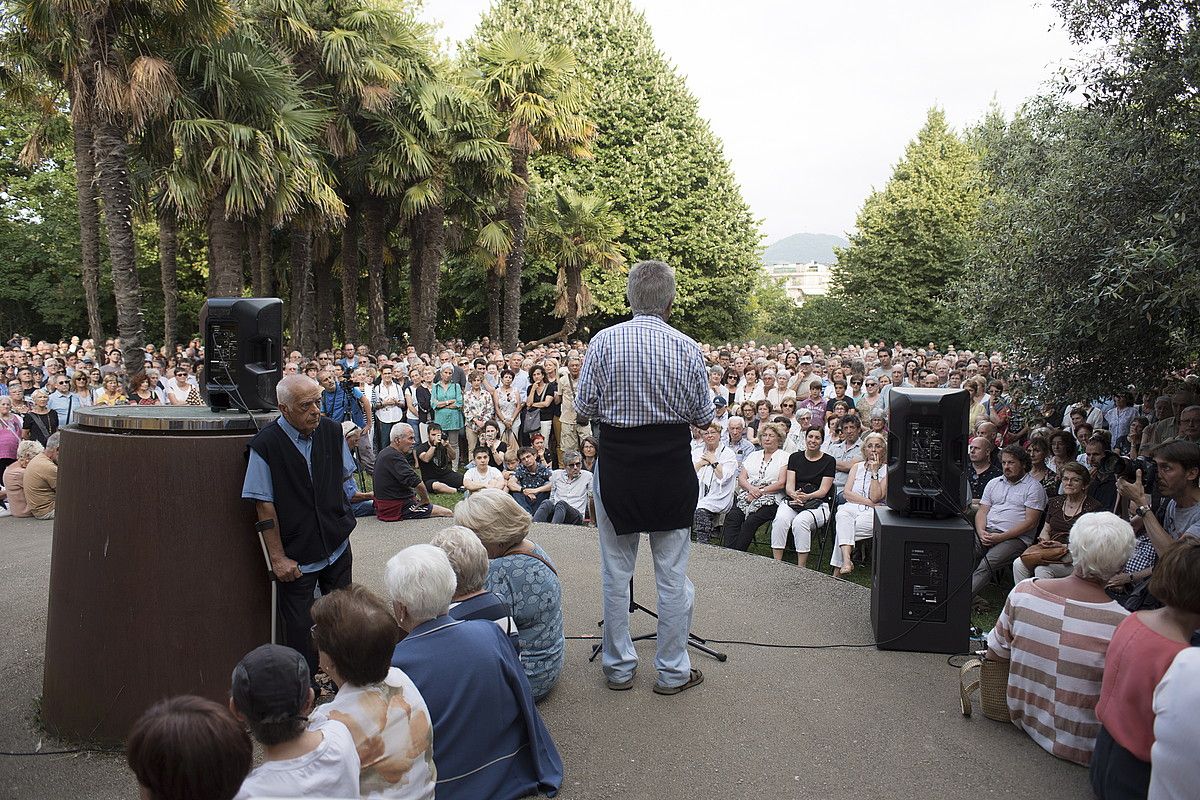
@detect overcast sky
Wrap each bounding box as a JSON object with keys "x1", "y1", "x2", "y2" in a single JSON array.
[{"x1": 421, "y1": 1, "x2": 1079, "y2": 246}]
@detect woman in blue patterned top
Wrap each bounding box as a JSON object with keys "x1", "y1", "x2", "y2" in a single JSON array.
[{"x1": 454, "y1": 488, "x2": 564, "y2": 701}]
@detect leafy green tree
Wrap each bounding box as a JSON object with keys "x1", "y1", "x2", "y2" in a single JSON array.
[
  {"x1": 830, "y1": 107, "x2": 985, "y2": 346},
  {"x1": 472, "y1": 0, "x2": 761, "y2": 343},
  {"x1": 959, "y1": 1, "x2": 1200, "y2": 397}
]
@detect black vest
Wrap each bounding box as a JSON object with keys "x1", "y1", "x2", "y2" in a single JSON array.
[{"x1": 247, "y1": 417, "x2": 355, "y2": 564}]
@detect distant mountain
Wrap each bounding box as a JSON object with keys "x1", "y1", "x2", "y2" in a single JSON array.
[{"x1": 762, "y1": 232, "x2": 848, "y2": 266}]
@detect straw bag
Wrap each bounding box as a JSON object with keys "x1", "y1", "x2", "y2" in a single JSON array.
[{"x1": 959, "y1": 653, "x2": 1011, "y2": 722}]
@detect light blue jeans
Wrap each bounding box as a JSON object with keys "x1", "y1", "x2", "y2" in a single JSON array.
[{"x1": 594, "y1": 469, "x2": 695, "y2": 688}]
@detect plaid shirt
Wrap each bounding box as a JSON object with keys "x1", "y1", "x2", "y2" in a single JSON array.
[{"x1": 575, "y1": 314, "x2": 713, "y2": 429}]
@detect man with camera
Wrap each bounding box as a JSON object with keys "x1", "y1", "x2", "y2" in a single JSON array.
[{"x1": 317, "y1": 370, "x2": 371, "y2": 438}]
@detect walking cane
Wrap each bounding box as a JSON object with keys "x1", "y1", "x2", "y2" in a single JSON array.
[{"x1": 254, "y1": 520, "x2": 279, "y2": 645}]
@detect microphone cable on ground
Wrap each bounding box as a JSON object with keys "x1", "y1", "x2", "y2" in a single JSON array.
[{"x1": 566, "y1": 569, "x2": 976, "y2": 652}]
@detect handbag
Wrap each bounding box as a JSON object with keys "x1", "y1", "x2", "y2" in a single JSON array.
[
  {"x1": 522, "y1": 406, "x2": 542, "y2": 434},
  {"x1": 788, "y1": 482, "x2": 824, "y2": 512},
  {"x1": 959, "y1": 652, "x2": 1011, "y2": 722},
  {"x1": 1019, "y1": 540, "x2": 1069, "y2": 569}
]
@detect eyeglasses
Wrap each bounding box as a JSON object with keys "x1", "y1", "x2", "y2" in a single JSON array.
[
  {"x1": 565, "y1": 461, "x2": 582, "y2": 468},
  {"x1": 865, "y1": 382, "x2": 877, "y2": 387}
]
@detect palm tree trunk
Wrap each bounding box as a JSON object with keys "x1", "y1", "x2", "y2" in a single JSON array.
[
  {"x1": 413, "y1": 203, "x2": 445, "y2": 356},
  {"x1": 289, "y1": 221, "x2": 311, "y2": 352},
  {"x1": 532, "y1": 265, "x2": 582, "y2": 345},
  {"x1": 208, "y1": 188, "x2": 244, "y2": 297},
  {"x1": 408, "y1": 217, "x2": 422, "y2": 346},
  {"x1": 158, "y1": 207, "x2": 179, "y2": 348},
  {"x1": 363, "y1": 197, "x2": 388, "y2": 353},
  {"x1": 314, "y1": 245, "x2": 334, "y2": 352},
  {"x1": 487, "y1": 264, "x2": 501, "y2": 341},
  {"x1": 248, "y1": 217, "x2": 264, "y2": 297},
  {"x1": 70, "y1": 95, "x2": 104, "y2": 347},
  {"x1": 341, "y1": 200, "x2": 360, "y2": 346},
  {"x1": 83, "y1": 9, "x2": 144, "y2": 371},
  {"x1": 258, "y1": 218, "x2": 273, "y2": 296},
  {"x1": 92, "y1": 118, "x2": 145, "y2": 373},
  {"x1": 502, "y1": 148, "x2": 530, "y2": 350}
]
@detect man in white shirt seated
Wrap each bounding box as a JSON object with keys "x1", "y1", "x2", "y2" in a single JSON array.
[
  {"x1": 532, "y1": 450, "x2": 592, "y2": 525},
  {"x1": 972, "y1": 444, "x2": 1048, "y2": 595}
]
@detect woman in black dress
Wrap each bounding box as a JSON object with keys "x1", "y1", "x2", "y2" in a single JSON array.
[
  {"x1": 770, "y1": 427, "x2": 835, "y2": 567},
  {"x1": 22, "y1": 390, "x2": 59, "y2": 446}
]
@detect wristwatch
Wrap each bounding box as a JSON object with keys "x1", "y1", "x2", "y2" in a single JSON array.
[{"x1": 1135, "y1": 505, "x2": 1152, "y2": 518}]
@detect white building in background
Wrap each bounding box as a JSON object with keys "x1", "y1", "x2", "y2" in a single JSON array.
[{"x1": 763, "y1": 261, "x2": 833, "y2": 305}]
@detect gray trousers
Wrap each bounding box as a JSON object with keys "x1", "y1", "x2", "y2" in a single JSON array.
[{"x1": 971, "y1": 531, "x2": 1029, "y2": 595}]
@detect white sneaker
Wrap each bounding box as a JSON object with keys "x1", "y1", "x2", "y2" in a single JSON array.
[{"x1": 0, "y1": 507, "x2": 11, "y2": 517}]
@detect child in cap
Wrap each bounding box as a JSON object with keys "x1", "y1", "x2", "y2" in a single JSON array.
[{"x1": 229, "y1": 644, "x2": 361, "y2": 800}]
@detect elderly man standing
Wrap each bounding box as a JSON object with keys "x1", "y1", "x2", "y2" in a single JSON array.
[
  {"x1": 575, "y1": 260, "x2": 713, "y2": 696},
  {"x1": 556, "y1": 354, "x2": 591, "y2": 464},
  {"x1": 242, "y1": 375, "x2": 357, "y2": 678}
]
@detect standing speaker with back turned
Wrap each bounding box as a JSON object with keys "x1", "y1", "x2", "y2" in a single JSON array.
[
  {"x1": 871, "y1": 387, "x2": 974, "y2": 653},
  {"x1": 200, "y1": 297, "x2": 282, "y2": 412}
]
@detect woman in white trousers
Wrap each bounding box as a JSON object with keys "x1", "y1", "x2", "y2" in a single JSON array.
[{"x1": 831, "y1": 432, "x2": 888, "y2": 575}]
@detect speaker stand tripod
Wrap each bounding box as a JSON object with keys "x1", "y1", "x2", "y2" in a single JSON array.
[{"x1": 588, "y1": 578, "x2": 727, "y2": 663}]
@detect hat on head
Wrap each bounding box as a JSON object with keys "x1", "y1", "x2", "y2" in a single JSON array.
[
  {"x1": 800, "y1": 355, "x2": 813, "y2": 364},
  {"x1": 341, "y1": 420, "x2": 361, "y2": 438},
  {"x1": 713, "y1": 395, "x2": 728, "y2": 408},
  {"x1": 230, "y1": 644, "x2": 310, "y2": 724}
]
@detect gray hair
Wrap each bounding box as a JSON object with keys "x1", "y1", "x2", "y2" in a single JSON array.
[
  {"x1": 276, "y1": 375, "x2": 319, "y2": 409},
  {"x1": 726, "y1": 415, "x2": 745, "y2": 430},
  {"x1": 562, "y1": 450, "x2": 582, "y2": 464},
  {"x1": 1070, "y1": 512, "x2": 1135, "y2": 582},
  {"x1": 17, "y1": 440, "x2": 43, "y2": 461},
  {"x1": 391, "y1": 424, "x2": 414, "y2": 443},
  {"x1": 626, "y1": 260, "x2": 676, "y2": 317},
  {"x1": 430, "y1": 526, "x2": 490, "y2": 597},
  {"x1": 453, "y1": 488, "x2": 531, "y2": 551},
  {"x1": 44, "y1": 431, "x2": 61, "y2": 452},
  {"x1": 383, "y1": 544, "x2": 456, "y2": 625}
]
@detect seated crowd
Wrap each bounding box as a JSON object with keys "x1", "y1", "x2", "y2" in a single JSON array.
[{"x1": 7, "y1": 335, "x2": 1200, "y2": 795}]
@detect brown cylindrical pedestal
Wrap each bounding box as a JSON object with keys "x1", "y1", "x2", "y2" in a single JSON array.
[{"x1": 42, "y1": 406, "x2": 278, "y2": 744}]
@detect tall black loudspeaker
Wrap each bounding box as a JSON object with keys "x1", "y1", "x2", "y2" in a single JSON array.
[
  {"x1": 200, "y1": 297, "x2": 282, "y2": 411},
  {"x1": 871, "y1": 508, "x2": 974, "y2": 654},
  {"x1": 886, "y1": 387, "x2": 970, "y2": 517}
]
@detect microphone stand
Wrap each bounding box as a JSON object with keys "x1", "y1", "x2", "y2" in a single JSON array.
[{"x1": 589, "y1": 577, "x2": 727, "y2": 663}]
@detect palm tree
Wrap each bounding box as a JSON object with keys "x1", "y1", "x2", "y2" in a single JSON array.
[
  {"x1": 0, "y1": 9, "x2": 103, "y2": 345},
  {"x1": 248, "y1": 0, "x2": 436, "y2": 348},
  {"x1": 12, "y1": 0, "x2": 237, "y2": 368},
  {"x1": 473, "y1": 29, "x2": 594, "y2": 350},
  {"x1": 531, "y1": 187, "x2": 625, "y2": 344}
]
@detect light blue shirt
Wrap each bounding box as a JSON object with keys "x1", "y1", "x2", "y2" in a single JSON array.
[
  {"x1": 47, "y1": 390, "x2": 77, "y2": 426},
  {"x1": 242, "y1": 416, "x2": 356, "y2": 573}
]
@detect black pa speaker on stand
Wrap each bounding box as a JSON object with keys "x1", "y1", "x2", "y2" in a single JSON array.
[
  {"x1": 870, "y1": 387, "x2": 974, "y2": 653},
  {"x1": 200, "y1": 297, "x2": 283, "y2": 412}
]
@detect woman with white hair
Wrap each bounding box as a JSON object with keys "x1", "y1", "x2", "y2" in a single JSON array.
[
  {"x1": 831, "y1": 432, "x2": 887, "y2": 575},
  {"x1": 453, "y1": 489, "x2": 564, "y2": 700},
  {"x1": 433, "y1": 525, "x2": 519, "y2": 650},
  {"x1": 3, "y1": 439, "x2": 43, "y2": 518},
  {"x1": 986, "y1": 511, "x2": 1135, "y2": 766},
  {"x1": 386, "y1": 544, "x2": 562, "y2": 800}
]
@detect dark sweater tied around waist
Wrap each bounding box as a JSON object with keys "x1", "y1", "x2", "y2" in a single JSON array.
[{"x1": 596, "y1": 422, "x2": 698, "y2": 535}]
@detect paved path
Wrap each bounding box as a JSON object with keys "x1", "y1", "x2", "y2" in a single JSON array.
[{"x1": 0, "y1": 514, "x2": 1091, "y2": 799}]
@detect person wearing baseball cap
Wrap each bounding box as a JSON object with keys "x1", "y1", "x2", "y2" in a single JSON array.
[{"x1": 228, "y1": 644, "x2": 361, "y2": 800}]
